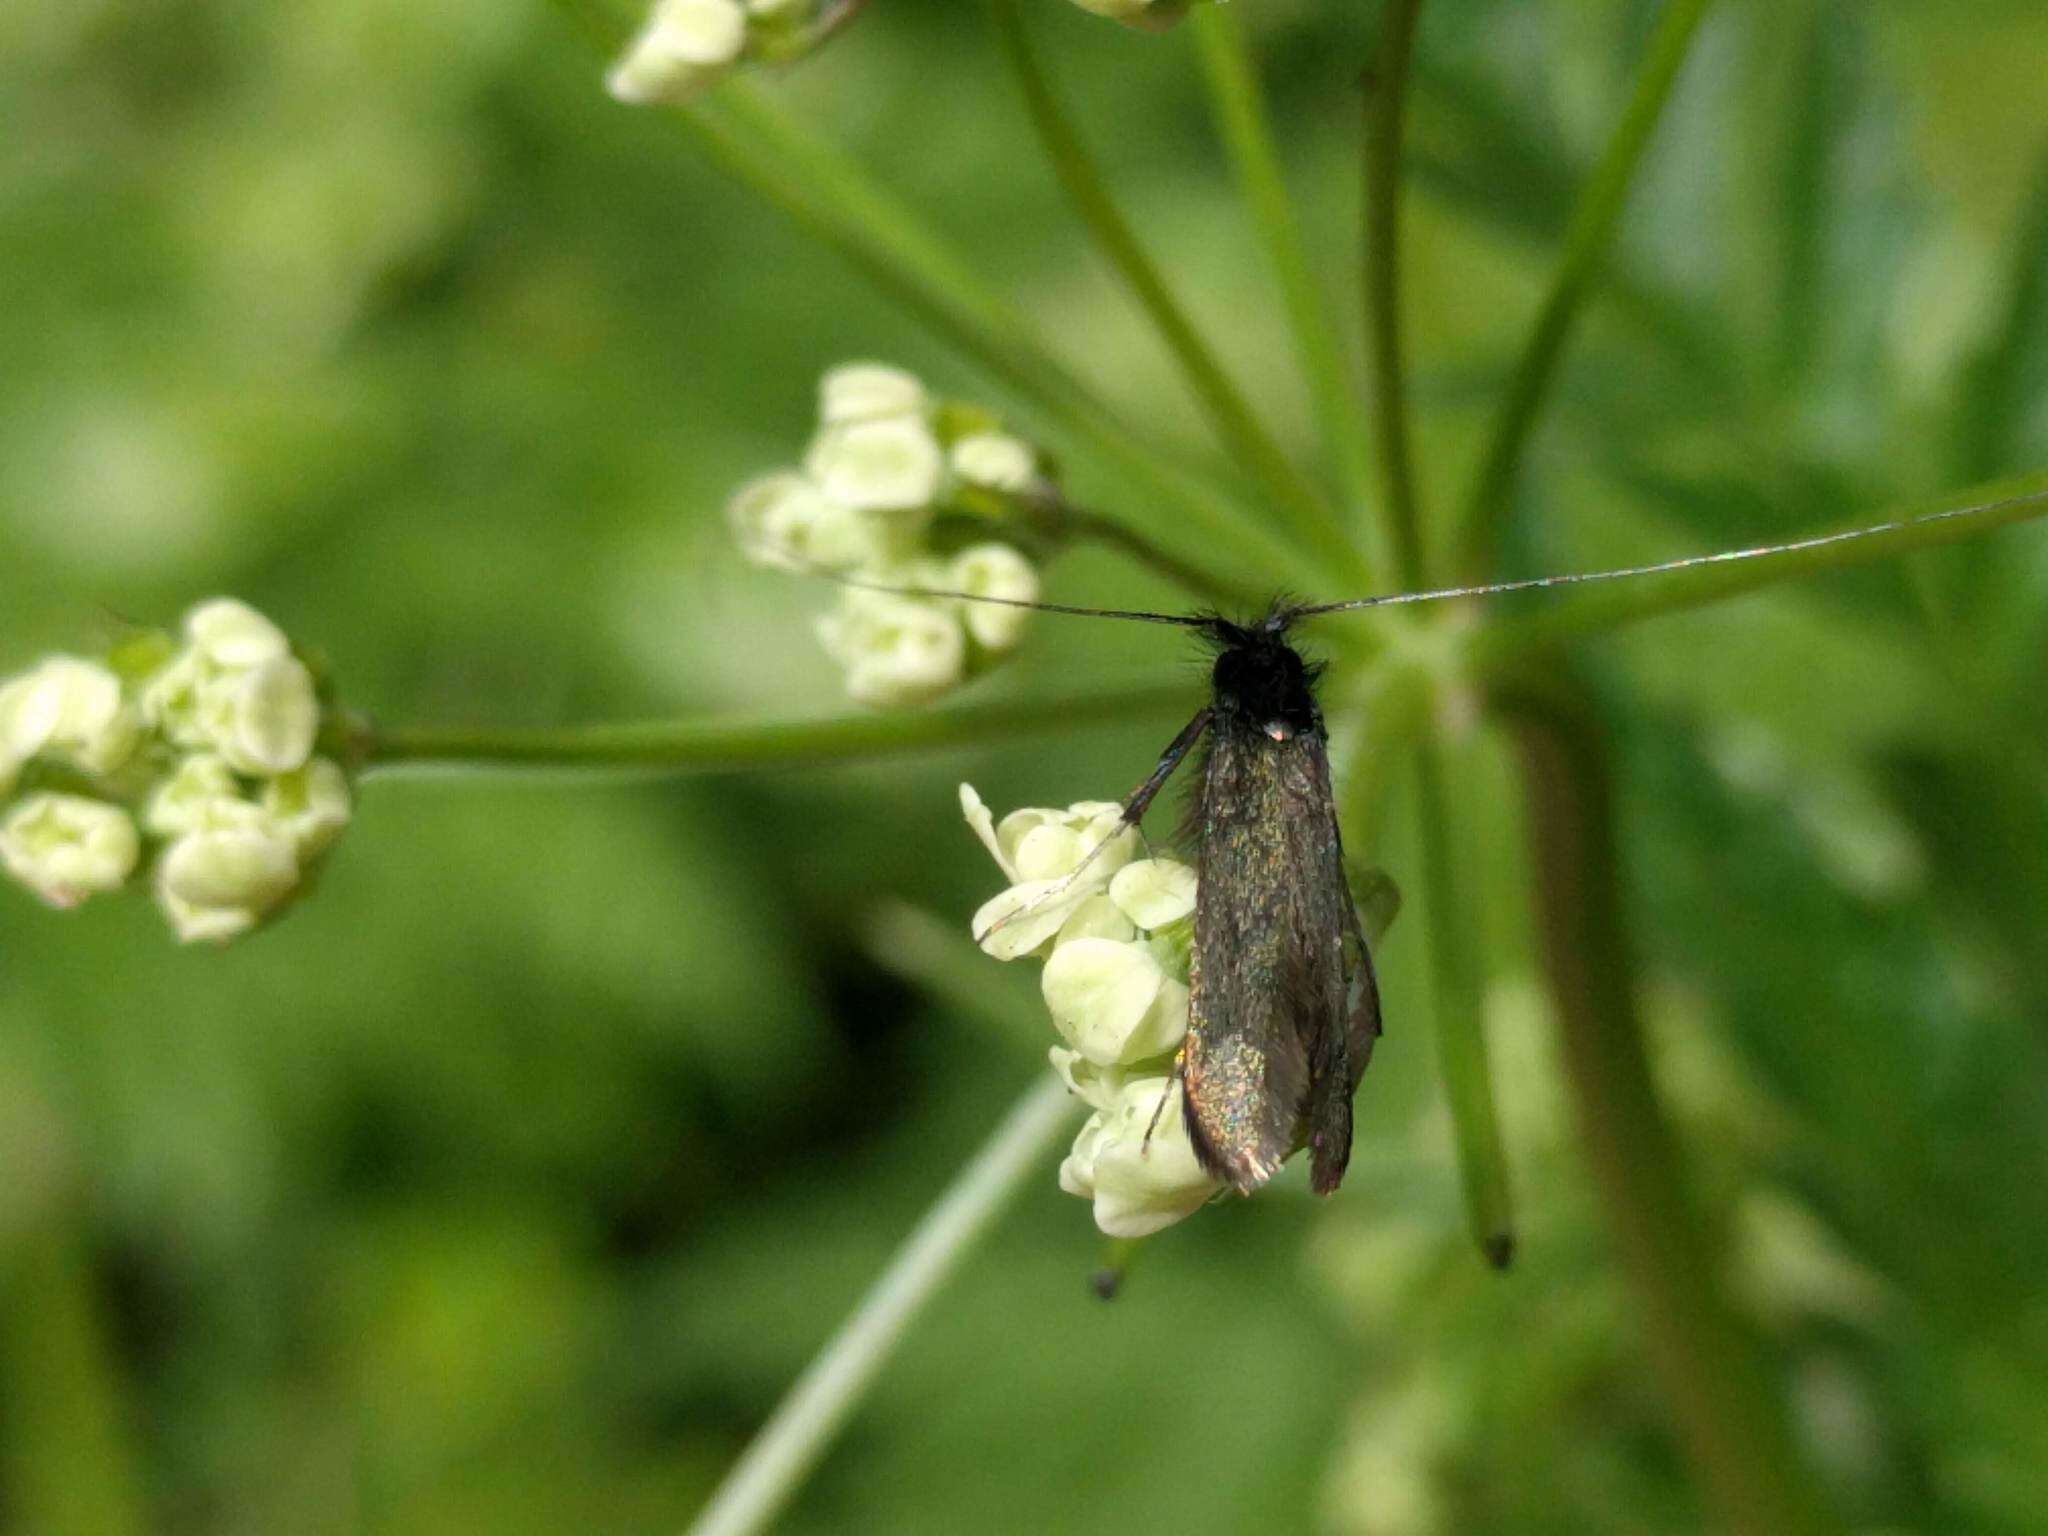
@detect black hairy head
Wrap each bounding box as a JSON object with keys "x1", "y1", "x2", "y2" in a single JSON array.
[{"x1": 1204, "y1": 611, "x2": 1324, "y2": 742}]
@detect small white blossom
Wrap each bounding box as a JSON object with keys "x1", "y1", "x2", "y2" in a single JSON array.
[
  {"x1": 818, "y1": 363, "x2": 927, "y2": 426},
  {"x1": 947, "y1": 543, "x2": 1039, "y2": 651},
  {"x1": 185, "y1": 598, "x2": 290, "y2": 668},
  {"x1": 1042, "y1": 936, "x2": 1189, "y2": 1066},
  {"x1": 262, "y1": 759, "x2": 353, "y2": 857},
  {"x1": 1048, "y1": 1045, "x2": 1130, "y2": 1114},
  {"x1": 1061, "y1": 1077, "x2": 1218, "y2": 1238},
  {"x1": 145, "y1": 754, "x2": 262, "y2": 838},
  {"x1": 949, "y1": 432, "x2": 1037, "y2": 493},
  {"x1": 0, "y1": 658, "x2": 139, "y2": 777},
  {"x1": 816, "y1": 589, "x2": 965, "y2": 708},
  {"x1": 0, "y1": 794, "x2": 141, "y2": 908},
  {"x1": 155, "y1": 824, "x2": 300, "y2": 945},
  {"x1": 726, "y1": 471, "x2": 878, "y2": 572},
  {"x1": 606, "y1": 0, "x2": 748, "y2": 104},
  {"x1": 1108, "y1": 858, "x2": 1197, "y2": 929},
  {"x1": 806, "y1": 416, "x2": 945, "y2": 520},
  {"x1": 965, "y1": 784, "x2": 1220, "y2": 1234},
  {"x1": 199, "y1": 653, "x2": 319, "y2": 776}
]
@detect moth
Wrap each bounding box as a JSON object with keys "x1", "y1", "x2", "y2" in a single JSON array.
[
  {"x1": 1070, "y1": 605, "x2": 1376, "y2": 1195},
  {"x1": 823, "y1": 494, "x2": 2034, "y2": 1198}
]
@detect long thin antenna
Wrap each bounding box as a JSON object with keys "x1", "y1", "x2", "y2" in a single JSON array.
[
  {"x1": 744, "y1": 548, "x2": 1214, "y2": 629},
  {"x1": 1289, "y1": 493, "x2": 2048, "y2": 618}
]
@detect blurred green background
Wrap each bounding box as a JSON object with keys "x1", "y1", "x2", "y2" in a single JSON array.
[{"x1": 6, "y1": 0, "x2": 2048, "y2": 1531}]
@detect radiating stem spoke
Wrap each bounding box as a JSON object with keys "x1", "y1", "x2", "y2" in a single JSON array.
[
  {"x1": 988, "y1": 0, "x2": 1365, "y2": 586},
  {"x1": 350, "y1": 686, "x2": 1192, "y2": 779},
  {"x1": 1191, "y1": 5, "x2": 1376, "y2": 530},
  {"x1": 1411, "y1": 741, "x2": 1516, "y2": 1266},
  {"x1": 1452, "y1": 0, "x2": 1717, "y2": 579},
  {"x1": 1362, "y1": 0, "x2": 1432, "y2": 589}
]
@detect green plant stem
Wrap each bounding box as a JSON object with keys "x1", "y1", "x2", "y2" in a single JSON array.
[
  {"x1": 675, "y1": 87, "x2": 1304, "y2": 588},
  {"x1": 685, "y1": 1074, "x2": 1079, "y2": 1536},
  {"x1": 1506, "y1": 678, "x2": 1841, "y2": 1536},
  {"x1": 1362, "y1": 0, "x2": 1431, "y2": 589},
  {"x1": 1465, "y1": 475, "x2": 2048, "y2": 667},
  {"x1": 1452, "y1": 0, "x2": 1716, "y2": 579},
  {"x1": 350, "y1": 685, "x2": 1191, "y2": 778},
  {"x1": 1190, "y1": 6, "x2": 1376, "y2": 527},
  {"x1": 1055, "y1": 503, "x2": 1249, "y2": 607},
  {"x1": 1411, "y1": 740, "x2": 1516, "y2": 1267},
  {"x1": 987, "y1": 0, "x2": 1366, "y2": 587}
]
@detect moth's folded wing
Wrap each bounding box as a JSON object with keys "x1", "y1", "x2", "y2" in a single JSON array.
[{"x1": 1183, "y1": 730, "x2": 1337, "y2": 1193}]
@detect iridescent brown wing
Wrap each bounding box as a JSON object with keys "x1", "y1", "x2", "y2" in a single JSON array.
[{"x1": 1182, "y1": 721, "x2": 1363, "y2": 1193}]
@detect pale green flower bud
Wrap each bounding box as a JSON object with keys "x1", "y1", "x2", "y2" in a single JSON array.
[
  {"x1": 199, "y1": 654, "x2": 320, "y2": 776},
  {"x1": 1041, "y1": 935, "x2": 1189, "y2": 1066},
  {"x1": 0, "y1": 793, "x2": 141, "y2": 908},
  {"x1": 1061, "y1": 1077, "x2": 1219, "y2": 1238},
  {"x1": 0, "y1": 658, "x2": 139, "y2": 778},
  {"x1": 948, "y1": 432, "x2": 1037, "y2": 493},
  {"x1": 806, "y1": 416, "x2": 945, "y2": 518},
  {"x1": 946, "y1": 543, "x2": 1038, "y2": 651},
  {"x1": 816, "y1": 589, "x2": 965, "y2": 708},
  {"x1": 1049, "y1": 1045, "x2": 1131, "y2": 1113},
  {"x1": 261, "y1": 758, "x2": 352, "y2": 857},
  {"x1": 818, "y1": 362, "x2": 927, "y2": 426},
  {"x1": 606, "y1": 0, "x2": 748, "y2": 104},
  {"x1": 1054, "y1": 892, "x2": 1138, "y2": 946},
  {"x1": 139, "y1": 649, "x2": 211, "y2": 749},
  {"x1": 145, "y1": 754, "x2": 263, "y2": 838},
  {"x1": 970, "y1": 879, "x2": 1101, "y2": 961},
  {"x1": 154, "y1": 825, "x2": 300, "y2": 945},
  {"x1": 1107, "y1": 857, "x2": 1196, "y2": 930},
  {"x1": 727, "y1": 471, "x2": 878, "y2": 572},
  {"x1": 962, "y1": 786, "x2": 1147, "y2": 959},
  {"x1": 185, "y1": 598, "x2": 290, "y2": 668}
]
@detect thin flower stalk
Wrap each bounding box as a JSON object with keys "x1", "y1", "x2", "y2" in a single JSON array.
[
  {"x1": 1190, "y1": 5, "x2": 1377, "y2": 528},
  {"x1": 987, "y1": 0, "x2": 1366, "y2": 586},
  {"x1": 1452, "y1": 0, "x2": 1718, "y2": 580}
]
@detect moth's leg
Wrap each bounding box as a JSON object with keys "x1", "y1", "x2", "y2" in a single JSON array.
[
  {"x1": 1121, "y1": 706, "x2": 1213, "y2": 830},
  {"x1": 975, "y1": 708, "x2": 1213, "y2": 944},
  {"x1": 1140, "y1": 1046, "x2": 1188, "y2": 1152}
]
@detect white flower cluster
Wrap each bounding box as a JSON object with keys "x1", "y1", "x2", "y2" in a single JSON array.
[
  {"x1": 607, "y1": 0, "x2": 859, "y2": 105},
  {"x1": 0, "y1": 599, "x2": 351, "y2": 944},
  {"x1": 1067, "y1": 0, "x2": 1193, "y2": 31},
  {"x1": 961, "y1": 784, "x2": 1222, "y2": 1238},
  {"x1": 731, "y1": 363, "x2": 1046, "y2": 708}
]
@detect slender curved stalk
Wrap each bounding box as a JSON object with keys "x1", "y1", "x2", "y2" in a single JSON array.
[
  {"x1": 685, "y1": 1075, "x2": 1079, "y2": 1536},
  {"x1": 673, "y1": 88, "x2": 1305, "y2": 587},
  {"x1": 551, "y1": 0, "x2": 1308, "y2": 587},
  {"x1": 1411, "y1": 742, "x2": 1515, "y2": 1267},
  {"x1": 349, "y1": 684, "x2": 1191, "y2": 778},
  {"x1": 986, "y1": 0, "x2": 1366, "y2": 586},
  {"x1": 1507, "y1": 679, "x2": 1842, "y2": 1536},
  {"x1": 1190, "y1": 6, "x2": 1376, "y2": 526},
  {"x1": 1452, "y1": 0, "x2": 1717, "y2": 579},
  {"x1": 1362, "y1": 0, "x2": 1431, "y2": 589},
  {"x1": 1465, "y1": 474, "x2": 2048, "y2": 667},
  {"x1": 1055, "y1": 504, "x2": 1251, "y2": 607}
]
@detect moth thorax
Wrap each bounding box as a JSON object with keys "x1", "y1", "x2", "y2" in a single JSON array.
[{"x1": 1212, "y1": 637, "x2": 1319, "y2": 743}]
